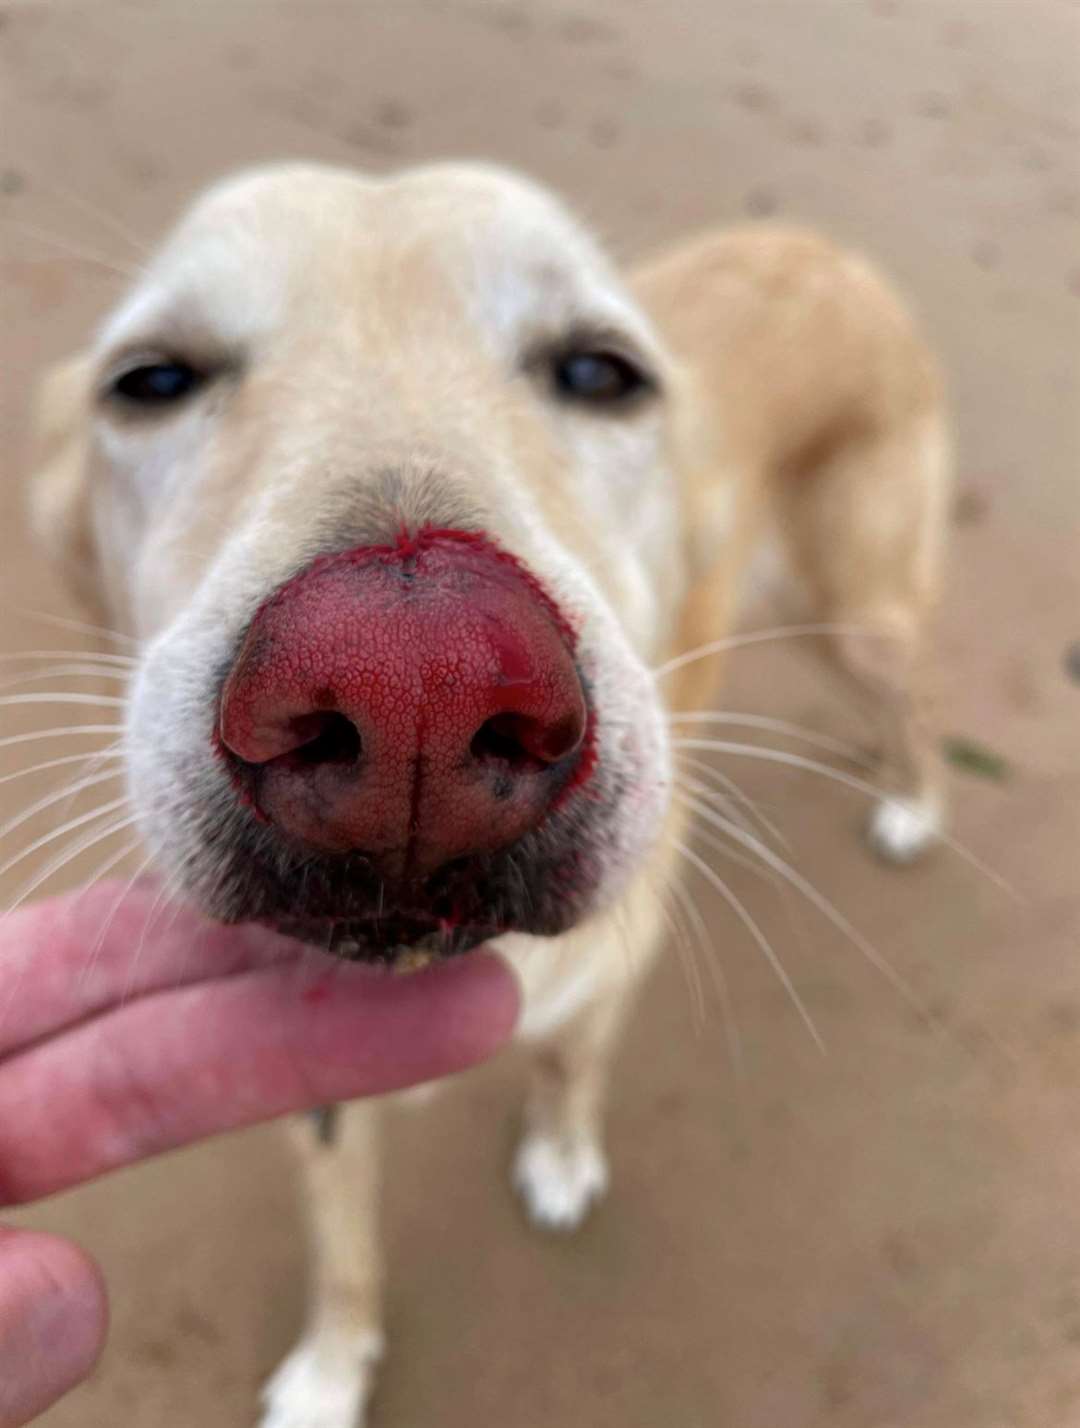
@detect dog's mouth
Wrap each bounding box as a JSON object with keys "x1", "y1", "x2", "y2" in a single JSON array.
[
  {"x1": 267, "y1": 912, "x2": 495, "y2": 965},
  {"x1": 201, "y1": 795, "x2": 611, "y2": 965}
]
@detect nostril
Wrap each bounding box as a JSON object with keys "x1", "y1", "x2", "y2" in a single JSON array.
[
  {"x1": 471, "y1": 714, "x2": 538, "y2": 770},
  {"x1": 470, "y1": 711, "x2": 583, "y2": 770},
  {"x1": 285, "y1": 711, "x2": 362, "y2": 768}
]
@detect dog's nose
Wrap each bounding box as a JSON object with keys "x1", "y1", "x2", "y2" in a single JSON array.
[{"x1": 217, "y1": 530, "x2": 589, "y2": 879}]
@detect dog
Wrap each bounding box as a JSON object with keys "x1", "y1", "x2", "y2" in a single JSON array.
[{"x1": 26, "y1": 161, "x2": 950, "y2": 1427}]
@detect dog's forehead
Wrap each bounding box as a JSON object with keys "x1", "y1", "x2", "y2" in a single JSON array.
[{"x1": 99, "y1": 164, "x2": 635, "y2": 353}]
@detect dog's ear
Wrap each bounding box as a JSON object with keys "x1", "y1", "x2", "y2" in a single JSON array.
[{"x1": 25, "y1": 354, "x2": 105, "y2": 618}]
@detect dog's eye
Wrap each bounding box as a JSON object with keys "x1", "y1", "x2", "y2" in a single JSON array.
[
  {"x1": 553, "y1": 351, "x2": 650, "y2": 406},
  {"x1": 109, "y1": 360, "x2": 204, "y2": 407}
]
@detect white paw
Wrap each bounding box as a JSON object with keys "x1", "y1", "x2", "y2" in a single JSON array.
[
  {"x1": 259, "y1": 1330, "x2": 383, "y2": 1428},
  {"x1": 513, "y1": 1132, "x2": 609, "y2": 1231},
  {"x1": 867, "y1": 794, "x2": 942, "y2": 865}
]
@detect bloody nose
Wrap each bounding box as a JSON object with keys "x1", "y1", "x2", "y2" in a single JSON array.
[{"x1": 217, "y1": 530, "x2": 589, "y2": 880}]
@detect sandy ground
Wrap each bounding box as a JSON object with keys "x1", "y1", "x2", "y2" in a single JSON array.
[{"x1": 0, "y1": 0, "x2": 1078, "y2": 1424}]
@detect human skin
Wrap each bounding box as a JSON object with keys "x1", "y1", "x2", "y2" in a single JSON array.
[{"x1": 0, "y1": 882, "x2": 519, "y2": 1427}]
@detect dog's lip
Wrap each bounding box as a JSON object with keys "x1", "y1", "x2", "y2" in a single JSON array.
[{"x1": 263, "y1": 913, "x2": 498, "y2": 964}]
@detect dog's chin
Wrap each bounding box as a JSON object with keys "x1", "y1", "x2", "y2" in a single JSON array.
[{"x1": 267, "y1": 913, "x2": 495, "y2": 966}]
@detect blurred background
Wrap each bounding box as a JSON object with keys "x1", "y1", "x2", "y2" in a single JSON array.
[{"x1": 1, "y1": 1, "x2": 1078, "y2": 1424}]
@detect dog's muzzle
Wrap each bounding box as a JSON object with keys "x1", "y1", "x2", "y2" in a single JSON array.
[{"x1": 213, "y1": 527, "x2": 595, "y2": 956}]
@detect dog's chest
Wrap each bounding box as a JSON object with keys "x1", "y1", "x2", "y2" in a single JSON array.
[{"x1": 499, "y1": 933, "x2": 607, "y2": 1042}]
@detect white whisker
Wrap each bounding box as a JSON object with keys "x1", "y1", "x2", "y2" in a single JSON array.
[
  {"x1": 0, "y1": 746, "x2": 124, "y2": 789},
  {"x1": 672, "y1": 756, "x2": 760, "y2": 841},
  {"x1": 0, "y1": 795, "x2": 130, "y2": 886},
  {"x1": 654, "y1": 880, "x2": 707, "y2": 1030},
  {"x1": 608, "y1": 899, "x2": 637, "y2": 988},
  {"x1": 677, "y1": 807, "x2": 843, "y2": 1029},
  {"x1": 0, "y1": 767, "x2": 123, "y2": 848},
  {"x1": 0, "y1": 666, "x2": 133, "y2": 694},
  {"x1": 29, "y1": 180, "x2": 153, "y2": 259},
  {"x1": 0, "y1": 816, "x2": 139, "y2": 1039},
  {"x1": 0, "y1": 725, "x2": 122, "y2": 754},
  {"x1": 674, "y1": 751, "x2": 789, "y2": 851},
  {"x1": 76, "y1": 847, "x2": 156, "y2": 993},
  {"x1": 75, "y1": 834, "x2": 145, "y2": 900},
  {"x1": 121, "y1": 872, "x2": 175, "y2": 1003},
  {"x1": 676, "y1": 789, "x2": 932, "y2": 1025},
  {"x1": 0, "y1": 221, "x2": 141, "y2": 280},
  {"x1": 674, "y1": 780, "x2": 788, "y2": 889},
  {"x1": 3, "y1": 815, "x2": 139, "y2": 924},
  {"x1": 654, "y1": 621, "x2": 884, "y2": 680},
  {"x1": 668, "y1": 710, "x2": 871, "y2": 765},
  {"x1": 671, "y1": 737, "x2": 1018, "y2": 898},
  {"x1": 666, "y1": 871, "x2": 744, "y2": 1080},
  {"x1": 8, "y1": 606, "x2": 139, "y2": 650},
  {"x1": 61, "y1": 833, "x2": 147, "y2": 948},
  {"x1": 672, "y1": 835, "x2": 826, "y2": 1053},
  {"x1": 0, "y1": 822, "x2": 141, "y2": 1033},
  {"x1": 0, "y1": 693, "x2": 127, "y2": 711},
  {"x1": 0, "y1": 649, "x2": 136, "y2": 668}
]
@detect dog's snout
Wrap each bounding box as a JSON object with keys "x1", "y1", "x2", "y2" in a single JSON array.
[{"x1": 217, "y1": 528, "x2": 589, "y2": 880}]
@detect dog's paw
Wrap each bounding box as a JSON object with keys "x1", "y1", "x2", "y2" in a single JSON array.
[
  {"x1": 513, "y1": 1131, "x2": 609, "y2": 1231},
  {"x1": 867, "y1": 794, "x2": 942, "y2": 865},
  {"x1": 259, "y1": 1329, "x2": 383, "y2": 1428}
]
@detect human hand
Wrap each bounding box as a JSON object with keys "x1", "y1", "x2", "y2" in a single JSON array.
[{"x1": 0, "y1": 882, "x2": 518, "y2": 1426}]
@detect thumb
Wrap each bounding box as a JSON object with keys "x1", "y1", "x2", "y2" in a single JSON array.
[{"x1": 0, "y1": 1228, "x2": 107, "y2": 1427}]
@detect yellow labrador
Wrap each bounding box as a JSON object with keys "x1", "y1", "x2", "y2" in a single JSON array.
[{"x1": 27, "y1": 162, "x2": 949, "y2": 1427}]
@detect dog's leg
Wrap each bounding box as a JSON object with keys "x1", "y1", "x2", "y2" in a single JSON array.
[
  {"x1": 775, "y1": 413, "x2": 951, "y2": 863},
  {"x1": 510, "y1": 866, "x2": 676, "y2": 1234},
  {"x1": 509, "y1": 808, "x2": 680, "y2": 1232},
  {"x1": 261, "y1": 1104, "x2": 383, "y2": 1428},
  {"x1": 831, "y1": 603, "x2": 945, "y2": 863},
  {"x1": 513, "y1": 987, "x2": 632, "y2": 1231}
]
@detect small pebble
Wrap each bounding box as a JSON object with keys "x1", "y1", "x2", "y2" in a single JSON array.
[
  {"x1": 952, "y1": 487, "x2": 990, "y2": 526},
  {"x1": 589, "y1": 117, "x2": 620, "y2": 148},
  {"x1": 732, "y1": 82, "x2": 773, "y2": 113},
  {"x1": 915, "y1": 91, "x2": 951, "y2": 119},
  {"x1": 375, "y1": 99, "x2": 413, "y2": 129},
  {"x1": 744, "y1": 186, "x2": 778, "y2": 217}
]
